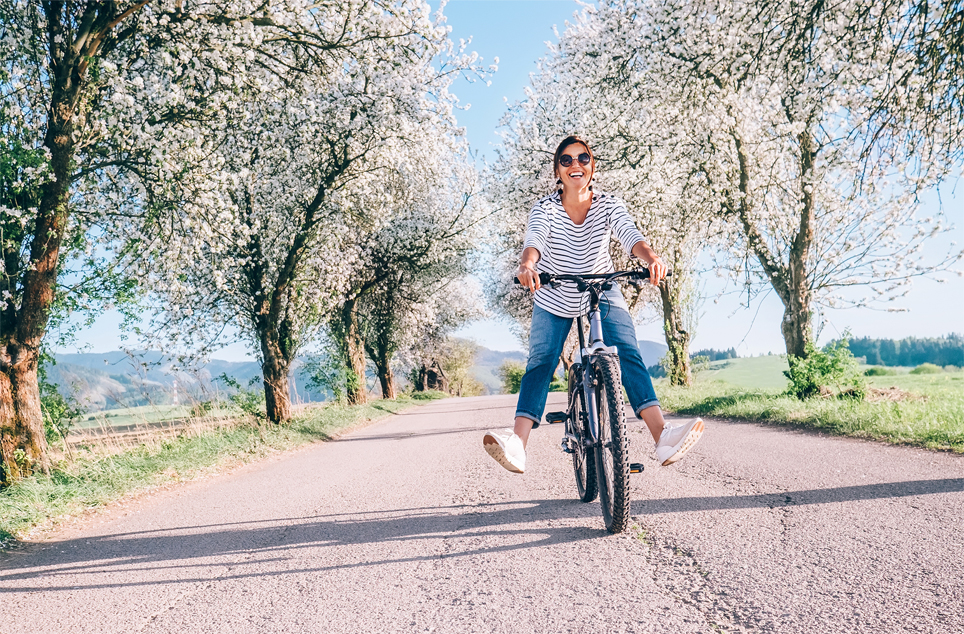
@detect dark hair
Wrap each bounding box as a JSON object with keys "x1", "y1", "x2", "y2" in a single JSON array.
[{"x1": 553, "y1": 135, "x2": 595, "y2": 178}]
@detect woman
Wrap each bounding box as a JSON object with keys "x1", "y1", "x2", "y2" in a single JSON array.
[{"x1": 483, "y1": 135, "x2": 703, "y2": 474}]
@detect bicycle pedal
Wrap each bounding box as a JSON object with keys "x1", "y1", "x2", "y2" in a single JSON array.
[
  {"x1": 545, "y1": 411, "x2": 568, "y2": 424},
  {"x1": 629, "y1": 463, "x2": 645, "y2": 474}
]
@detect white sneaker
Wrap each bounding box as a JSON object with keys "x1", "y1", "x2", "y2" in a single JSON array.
[
  {"x1": 655, "y1": 418, "x2": 704, "y2": 466},
  {"x1": 483, "y1": 429, "x2": 526, "y2": 474}
]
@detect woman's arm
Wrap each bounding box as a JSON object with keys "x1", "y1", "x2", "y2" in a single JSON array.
[
  {"x1": 518, "y1": 200, "x2": 550, "y2": 292},
  {"x1": 516, "y1": 247, "x2": 542, "y2": 292}
]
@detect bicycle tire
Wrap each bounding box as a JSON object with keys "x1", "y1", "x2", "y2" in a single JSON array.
[
  {"x1": 593, "y1": 353, "x2": 631, "y2": 534},
  {"x1": 567, "y1": 365, "x2": 597, "y2": 503}
]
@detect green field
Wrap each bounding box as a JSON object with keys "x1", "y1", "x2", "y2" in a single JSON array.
[
  {"x1": 696, "y1": 355, "x2": 791, "y2": 389},
  {"x1": 657, "y1": 357, "x2": 963, "y2": 452},
  {"x1": 75, "y1": 404, "x2": 196, "y2": 429}
]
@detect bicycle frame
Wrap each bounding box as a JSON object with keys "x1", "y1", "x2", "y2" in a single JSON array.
[{"x1": 575, "y1": 284, "x2": 618, "y2": 449}]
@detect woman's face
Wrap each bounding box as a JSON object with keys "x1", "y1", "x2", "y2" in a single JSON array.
[{"x1": 556, "y1": 143, "x2": 594, "y2": 192}]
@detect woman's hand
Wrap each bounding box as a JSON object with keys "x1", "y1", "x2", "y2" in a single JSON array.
[
  {"x1": 516, "y1": 262, "x2": 541, "y2": 292},
  {"x1": 516, "y1": 247, "x2": 542, "y2": 292},
  {"x1": 630, "y1": 241, "x2": 667, "y2": 286},
  {"x1": 647, "y1": 256, "x2": 667, "y2": 286}
]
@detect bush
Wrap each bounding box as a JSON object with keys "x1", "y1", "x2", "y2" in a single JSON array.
[
  {"x1": 910, "y1": 363, "x2": 943, "y2": 375},
  {"x1": 218, "y1": 374, "x2": 267, "y2": 419},
  {"x1": 410, "y1": 390, "x2": 447, "y2": 401},
  {"x1": 784, "y1": 339, "x2": 864, "y2": 400},
  {"x1": 190, "y1": 400, "x2": 217, "y2": 418},
  {"x1": 691, "y1": 355, "x2": 711, "y2": 373},
  {"x1": 497, "y1": 360, "x2": 525, "y2": 394},
  {"x1": 864, "y1": 366, "x2": 898, "y2": 376},
  {"x1": 38, "y1": 354, "x2": 82, "y2": 449}
]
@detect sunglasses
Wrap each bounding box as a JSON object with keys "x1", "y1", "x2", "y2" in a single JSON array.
[{"x1": 559, "y1": 153, "x2": 591, "y2": 167}]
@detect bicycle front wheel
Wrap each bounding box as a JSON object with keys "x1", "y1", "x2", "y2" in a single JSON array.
[
  {"x1": 593, "y1": 354, "x2": 631, "y2": 534},
  {"x1": 567, "y1": 364, "x2": 597, "y2": 503}
]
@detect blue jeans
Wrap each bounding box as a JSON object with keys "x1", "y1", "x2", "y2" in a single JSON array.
[{"x1": 515, "y1": 293, "x2": 660, "y2": 426}]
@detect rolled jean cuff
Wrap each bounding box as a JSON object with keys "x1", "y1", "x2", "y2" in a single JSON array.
[
  {"x1": 634, "y1": 399, "x2": 661, "y2": 419},
  {"x1": 514, "y1": 410, "x2": 541, "y2": 428}
]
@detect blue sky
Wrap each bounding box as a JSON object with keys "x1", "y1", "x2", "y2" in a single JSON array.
[{"x1": 60, "y1": 0, "x2": 962, "y2": 359}]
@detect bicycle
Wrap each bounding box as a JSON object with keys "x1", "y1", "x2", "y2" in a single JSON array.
[{"x1": 517, "y1": 269, "x2": 658, "y2": 534}]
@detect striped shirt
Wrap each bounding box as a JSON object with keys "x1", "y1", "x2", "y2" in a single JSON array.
[{"x1": 523, "y1": 191, "x2": 645, "y2": 318}]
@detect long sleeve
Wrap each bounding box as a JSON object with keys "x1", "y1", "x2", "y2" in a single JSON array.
[
  {"x1": 609, "y1": 199, "x2": 645, "y2": 255},
  {"x1": 523, "y1": 200, "x2": 551, "y2": 255}
]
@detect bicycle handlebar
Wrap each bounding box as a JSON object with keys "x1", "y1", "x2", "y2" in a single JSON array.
[{"x1": 513, "y1": 269, "x2": 669, "y2": 286}]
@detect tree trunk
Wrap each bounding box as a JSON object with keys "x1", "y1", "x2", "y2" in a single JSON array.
[
  {"x1": 781, "y1": 128, "x2": 817, "y2": 359},
  {"x1": 339, "y1": 299, "x2": 367, "y2": 405},
  {"x1": 659, "y1": 281, "x2": 692, "y2": 387},
  {"x1": 780, "y1": 286, "x2": 812, "y2": 359},
  {"x1": 724, "y1": 121, "x2": 815, "y2": 360},
  {"x1": 0, "y1": 350, "x2": 49, "y2": 485},
  {"x1": 261, "y1": 352, "x2": 291, "y2": 424},
  {"x1": 372, "y1": 352, "x2": 396, "y2": 400},
  {"x1": 0, "y1": 42, "x2": 77, "y2": 481},
  {"x1": 365, "y1": 329, "x2": 397, "y2": 400},
  {"x1": 417, "y1": 364, "x2": 429, "y2": 391}
]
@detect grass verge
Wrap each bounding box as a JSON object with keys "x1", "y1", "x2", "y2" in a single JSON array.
[
  {"x1": 656, "y1": 371, "x2": 964, "y2": 452},
  {"x1": 0, "y1": 394, "x2": 443, "y2": 549}
]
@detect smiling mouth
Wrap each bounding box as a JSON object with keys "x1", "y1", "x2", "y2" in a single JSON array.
[{"x1": 570, "y1": 171, "x2": 584, "y2": 178}]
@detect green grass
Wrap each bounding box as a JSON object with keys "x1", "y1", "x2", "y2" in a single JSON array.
[
  {"x1": 0, "y1": 394, "x2": 443, "y2": 547},
  {"x1": 657, "y1": 369, "x2": 964, "y2": 452},
  {"x1": 696, "y1": 355, "x2": 791, "y2": 390}
]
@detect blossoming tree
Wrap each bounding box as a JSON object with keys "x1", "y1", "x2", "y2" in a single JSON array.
[
  {"x1": 633, "y1": 0, "x2": 962, "y2": 358},
  {"x1": 0, "y1": 0, "x2": 308, "y2": 482},
  {"x1": 112, "y1": 1, "x2": 482, "y2": 420}
]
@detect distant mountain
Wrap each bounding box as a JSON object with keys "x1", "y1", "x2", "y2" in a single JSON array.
[
  {"x1": 637, "y1": 339, "x2": 668, "y2": 367},
  {"x1": 472, "y1": 348, "x2": 527, "y2": 394},
  {"x1": 46, "y1": 352, "x2": 326, "y2": 412},
  {"x1": 47, "y1": 339, "x2": 669, "y2": 411},
  {"x1": 471, "y1": 340, "x2": 667, "y2": 395}
]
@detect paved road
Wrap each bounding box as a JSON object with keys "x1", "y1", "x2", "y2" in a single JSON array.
[{"x1": 2, "y1": 394, "x2": 962, "y2": 633}]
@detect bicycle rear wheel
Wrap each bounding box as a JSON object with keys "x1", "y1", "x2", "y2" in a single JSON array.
[
  {"x1": 593, "y1": 354, "x2": 631, "y2": 534},
  {"x1": 567, "y1": 365, "x2": 597, "y2": 503}
]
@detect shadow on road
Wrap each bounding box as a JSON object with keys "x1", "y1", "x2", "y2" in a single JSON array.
[
  {"x1": 632, "y1": 477, "x2": 964, "y2": 514},
  {"x1": 0, "y1": 498, "x2": 602, "y2": 591},
  {"x1": 334, "y1": 425, "x2": 497, "y2": 443},
  {"x1": 2, "y1": 478, "x2": 959, "y2": 592}
]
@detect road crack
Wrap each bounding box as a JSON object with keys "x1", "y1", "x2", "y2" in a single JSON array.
[{"x1": 636, "y1": 523, "x2": 747, "y2": 633}]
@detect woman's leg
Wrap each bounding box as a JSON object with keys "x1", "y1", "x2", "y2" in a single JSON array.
[
  {"x1": 599, "y1": 297, "x2": 665, "y2": 443},
  {"x1": 598, "y1": 297, "x2": 704, "y2": 464},
  {"x1": 513, "y1": 306, "x2": 573, "y2": 447}
]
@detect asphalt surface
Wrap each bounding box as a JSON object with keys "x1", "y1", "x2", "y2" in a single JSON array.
[{"x1": 1, "y1": 394, "x2": 962, "y2": 633}]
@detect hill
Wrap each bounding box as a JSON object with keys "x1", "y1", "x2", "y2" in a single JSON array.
[
  {"x1": 46, "y1": 352, "x2": 326, "y2": 412},
  {"x1": 637, "y1": 339, "x2": 668, "y2": 367}
]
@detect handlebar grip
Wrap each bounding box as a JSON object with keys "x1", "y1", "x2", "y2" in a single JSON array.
[
  {"x1": 630, "y1": 270, "x2": 672, "y2": 279},
  {"x1": 513, "y1": 273, "x2": 552, "y2": 285}
]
